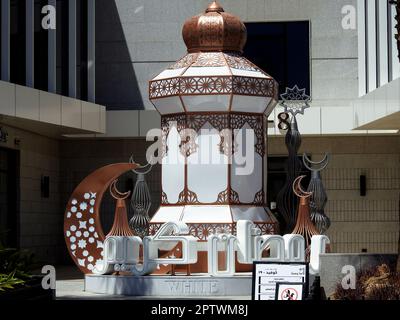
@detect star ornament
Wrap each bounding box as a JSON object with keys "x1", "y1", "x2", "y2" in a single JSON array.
[{"x1": 279, "y1": 85, "x2": 311, "y2": 116}]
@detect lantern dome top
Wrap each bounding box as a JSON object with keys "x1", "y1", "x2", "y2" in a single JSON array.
[
  {"x1": 182, "y1": 1, "x2": 247, "y2": 53},
  {"x1": 149, "y1": 1, "x2": 279, "y2": 116}
]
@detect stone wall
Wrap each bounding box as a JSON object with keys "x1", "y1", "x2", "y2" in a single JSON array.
[
  {"x1": 0, "y1": 124, "x2": 63, "y2": 264},
  {"x1": 269, "y1": 135, "x2": 400, "y2": 254}
]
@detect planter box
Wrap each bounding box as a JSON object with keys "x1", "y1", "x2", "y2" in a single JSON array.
[
  {"x1": 0, "y1": 276, "x2": 55, "y2": 301},
  {"x1": 319, "y1": 253, "x2": 397, "y2": 297}
]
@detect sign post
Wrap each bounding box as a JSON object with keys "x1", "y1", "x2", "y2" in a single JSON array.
[{"x1": 252, "y1": 262, "x2": 309, "y2": 300}]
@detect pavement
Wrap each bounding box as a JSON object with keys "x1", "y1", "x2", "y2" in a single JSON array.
[{"x1": 55, "y1": 266, "x2": 250, "y2": 300}]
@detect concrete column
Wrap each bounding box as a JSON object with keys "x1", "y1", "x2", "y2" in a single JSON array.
[
  {"x1": 366, "y1": 0, "x2": 377, "y2": 92},
  {"x1": 377, "y1": 0, "x2": 389, "y2": 87},
  {"x1": 48, "y1": 0, "x2": 57, "y2": 93},
  {"x1": 357, "y1": 0, "x2": 367, "y2": 96},
  {"x1": 1, "y1": 0, "x2": 10, "y2": 81},
  {"x1": 87, "y1": 0, "x2": 95, "y2": 103},
  {"x1": 390, "y1": 3, "x2": 400, "y2": 80},
  {"x1": 26, "y1": 0, "x2": 34, "y2": 87}
]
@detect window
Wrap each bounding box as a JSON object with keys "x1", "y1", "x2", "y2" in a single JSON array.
[
  {"x1": 56, "y1": 0, "x2": 69, "y2": 96},
  {"x1": 10, "y1": 0, "x2": 26, "y2": 86},
  {"x1": 244, "y1": 21, "x2": 311, "y2": 97},
  {"x1": 77, "y1": 0, "x2": 88, "y2": 101},
  {"x1": 34, "y1": 0, "x2": 48, "y2": 91}
]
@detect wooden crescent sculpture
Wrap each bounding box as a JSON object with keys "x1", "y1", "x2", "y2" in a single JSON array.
[{"x1": 64, "y1": 163, "x2": 138, "y2": 274}]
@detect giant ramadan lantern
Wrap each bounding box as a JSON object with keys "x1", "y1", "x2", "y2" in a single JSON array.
[
  {"x1": 148, "y1": 2, "x2": 279, "y2": 246},
  {"x1": 63, "y1": 2, "x2": 333, "y2": 282}
]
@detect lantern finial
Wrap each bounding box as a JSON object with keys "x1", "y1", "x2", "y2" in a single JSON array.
[{"x1": 206, "y1": 1, "x2": 224, "y2": 13}]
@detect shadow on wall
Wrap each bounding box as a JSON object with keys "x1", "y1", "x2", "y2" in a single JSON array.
[{"x1": 95, "y1": 0, "x2": 144, "y2": 110}]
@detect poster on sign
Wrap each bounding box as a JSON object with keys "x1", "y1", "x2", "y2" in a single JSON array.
[
  {"x1": 252, "y1": 262, "x2": 309, "y2": 300},
  {"x1": 275, "y1": 282, "x2": 306, "y2": 300}
]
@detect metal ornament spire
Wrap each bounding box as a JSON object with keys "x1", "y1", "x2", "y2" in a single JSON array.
[
  {"x1": 280, "y1": 85, "x2": 311, "y2": 117},
  {"x1": 291, "y1": 175, "x2": 320, "y2": 259},
  {"x1": 128, "y1": 156, "x2": 153, "y2": 238},
  {"x1": 108, "y1": 179, "x2": 135, "y2": 237},
  {"x1": 303, "y1": 154, "x2": 331, "y2": 234},
  {"x1": 276, "y1": 86, "x2": 310, "y2": 233},
  {"x1": 206, "y1": 1, "x2": 224, "y2": 13}
]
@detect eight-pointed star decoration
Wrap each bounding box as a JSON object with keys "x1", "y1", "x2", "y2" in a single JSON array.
[{"x1": 279, "y1": 85, "x2": 311, "y2": 116}]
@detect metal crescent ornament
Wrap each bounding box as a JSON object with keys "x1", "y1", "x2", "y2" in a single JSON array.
[
  {"x1": 129, "y1": 155, "x2": 153, "y2": 175},
  {"x1": 302, "y1": 153, "x2": 330, "y2": 172},
  {"x1": 63, "y1": 163, "x2": 139, "y2": 274},
  {"x1": 292, "y1": 175, "x2": 313, "y2": 199},
  {"x1": 110, "y1": 179, "x2": 131, "y2": 200}
]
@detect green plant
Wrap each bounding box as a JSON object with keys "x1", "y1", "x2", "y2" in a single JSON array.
[
  {"x1": 0, "y1": 246, "x2": 35, "y2": 279},
  {"x1": 0, "y1": 271, "x2": 26, "y2": 292},
  {"x1": 0, "y1": 236, "x2": 36, "y2": 293}
]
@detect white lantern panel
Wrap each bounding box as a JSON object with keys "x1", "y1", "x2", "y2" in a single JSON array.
[
  {"x1": 231, "y1": 95, "x2": 271, "y2": 113},
  {"x1": 182, "y1": 205, "x2": 232, "y2": 223},
  {"x1": 231, "y1": 206, "x2": 270, "y2": 222},
  {"x1": 183, "y1": 66, "x2": 231, "y2": 77},
  {"x1": 152, "y1": 96, "x2": 184, "y2": 115},
  {"x1": 187, "y1": 124, "x2": 228, "y2": 203},
  {"x1": 162, "y1": 126, "x2": 185, "y2": 204},
  {"x1": 182, "y1": 95, "x2": 230, "y2": 112},
  {"x1": 150, "y1": 206, "x2": 185, "y2": 223},
  {"x1": 265, "y1": 98, "x2": 277, "y2": 116},
  {"x1": 230, "y1": 68, "x2": 269, "y2": 78},
  {"x1": 231, "y1": 126, "x2": 262, "y2": 203},
  {"x1": 153, "y1": 68, "x2": 186, "y2": 80}
]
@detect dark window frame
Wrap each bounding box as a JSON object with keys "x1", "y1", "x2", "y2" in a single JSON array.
[{"x1": 10, "y1": 0, "x2": 26, "y2": 86}]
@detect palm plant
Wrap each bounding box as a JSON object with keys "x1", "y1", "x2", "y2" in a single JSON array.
[
  {"x1": 0, "y1": 233, "x2": 35, "y2": 292},
  {"x1": 0, "y1": 271, "x2": 26, "y2": 292}
]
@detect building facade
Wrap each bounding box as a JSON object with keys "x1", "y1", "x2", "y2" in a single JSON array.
[
  {"x1": 0, "y1": 0, "x2": 399, "y2": 264},
  {"x1": 0, "y1": 0, "x2": 105, "y2": 263}
]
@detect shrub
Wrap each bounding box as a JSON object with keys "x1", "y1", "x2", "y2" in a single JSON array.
[{"x1": 333, "y1": 264, "x2": 400, "y2": 300}]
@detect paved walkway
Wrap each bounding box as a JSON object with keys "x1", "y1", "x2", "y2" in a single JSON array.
[{"x1": 55, "y1": 266, "x2": 250, "y2": 300}]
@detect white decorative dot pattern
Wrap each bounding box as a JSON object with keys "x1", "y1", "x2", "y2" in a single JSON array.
[{"x1": 65, "y1": 191, "x2": 103, "y2": 273}]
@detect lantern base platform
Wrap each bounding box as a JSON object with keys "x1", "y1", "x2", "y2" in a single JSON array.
[{"x1": 85, "y1": 273, "x2": 252, "y2": 297}]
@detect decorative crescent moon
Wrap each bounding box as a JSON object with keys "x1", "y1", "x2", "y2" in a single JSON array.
[
  {"x1": 302, "y1": 153, "x2": 329, "y2": 172},
  {"x1": 292, "y1": 175, "x2": 313, "y2": 199},
  {"x1": 129, "y1": 155, "x2": 153, "y2": 175},
  {"x1": 110, "y1": 179, "x2": 131, "y2": 200},
  {"x1": 63, "y1": 163, "x2": 138, "y2": 274}
]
